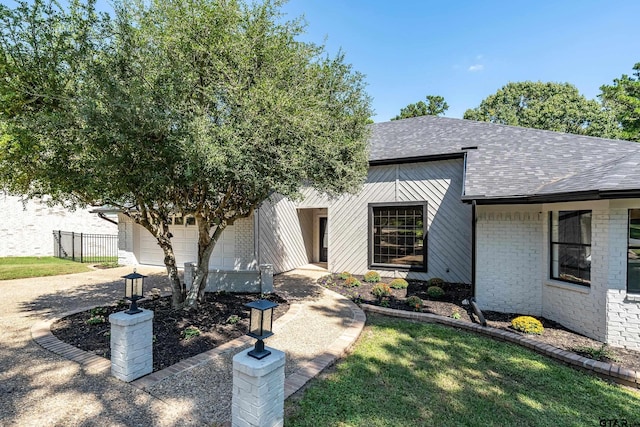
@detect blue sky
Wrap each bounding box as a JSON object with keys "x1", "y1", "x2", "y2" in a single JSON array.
[{"x1": 281, "y1": 1, "x2": 640, "y2": 122}]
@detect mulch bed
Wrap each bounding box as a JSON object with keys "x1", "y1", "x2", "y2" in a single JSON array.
[
  {"x1": 319, "y1": 273, "x2": 640, "y2": 372},
  {"x1": 51, "y1": 292, "x2": 289, "y2": 372}
]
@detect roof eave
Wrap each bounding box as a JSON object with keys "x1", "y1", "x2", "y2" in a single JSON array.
[
  {"x1": 462, "y1": 188, "x2": 640, "y2": 205},
  {"x1": 369, "y1": 152, "x2": 465, "y2": 166}
]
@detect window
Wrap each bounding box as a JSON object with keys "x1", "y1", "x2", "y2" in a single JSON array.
[
  {"x1": 550, "y1": 210, "x2": 591, "y2": 286},
  {"x1": 628, "y1": 210, "x2": 640, "y2": 293},
  {"x1": 369, "y1": 202, "x2": 427, "y2": 271}
]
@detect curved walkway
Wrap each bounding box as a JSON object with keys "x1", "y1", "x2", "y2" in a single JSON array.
[
  {"x1": 2, "y1": 266, "x2": 364, "y2": 426},
  {"x1": 363, "y1": 304, "x2": 640, "y2": 389}
]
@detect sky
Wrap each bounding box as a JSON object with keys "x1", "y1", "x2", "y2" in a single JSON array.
[
  {"x1": 279, "y1": 1, "x2": 640, "y2": 122},
  {"x1": 2, "y1": 0, "x2": 638, "y2": 122}
]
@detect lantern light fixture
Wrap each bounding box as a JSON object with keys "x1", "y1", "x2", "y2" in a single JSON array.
[
  {"x1": 244, "y1": 299, "x2": 278, "y2": 360},
  {"x1": 122, "y1": 269, "x2": 146, "y2": 315}
]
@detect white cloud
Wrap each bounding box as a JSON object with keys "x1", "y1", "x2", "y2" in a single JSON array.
[{"x1": 468, "y1": 64, "x2": 484, "y2": 72}]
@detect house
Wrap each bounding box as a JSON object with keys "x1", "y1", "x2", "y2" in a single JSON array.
[
  {"x1": 117, "y1": 115, "x2": 640, "y2": 350},
  {"x1": 1, "y1": 194, "x2": 118, "y2": 257}
]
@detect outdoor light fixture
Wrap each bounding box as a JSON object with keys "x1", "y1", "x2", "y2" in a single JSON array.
[
  {"x1": 244, "y1": 299, "x2": 278, "y2": 359},
  {"x1": 122, "y1": 269, "x2": 146, "y2": 315}
]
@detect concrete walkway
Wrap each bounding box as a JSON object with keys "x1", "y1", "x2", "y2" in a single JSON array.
[{"x1": 1, "y1": 265, "x2": 365, "y2": 426}]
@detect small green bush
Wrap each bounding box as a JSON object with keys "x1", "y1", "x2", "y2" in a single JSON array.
[
  {"x1": 427, "y1": 286, "x2": 445, "y2": 299},
  {"x1": 363, "y1": 271, "x2": 381, "y2": 283},
  {"x1": 451, "y1": 310, "x2": 461, "y2": 320},
  {"x1": 428, "y1": 277, "x2": 445, "y2": 287},
  {"x1": 86, "y1": 315, "x2": 106, "y2": 325},
  {"x1": 406, "y1": 296, "x2": 423, "y2": 311},
  {"x1": 182, "y1": 326, "x2": 201, "y2": 340},
  {"x1": 371, "y1": 283, "x2": 392, "y2": 299},
  {"x1": 90, "y1": 306, "x2": 107, "y2": 316},
  {"x1": 389, "y1": 278, "x2": 409, "y2": 289},
  {"x1": 511, "y1": 316, "x2": 544, "y2": 335},
  {"x1": 344, "y1": 276, "x2": 361, "y2": 287},
  {"x1": 226, "y1": 315, "x2": 240, "y2": 324},
  {"x1": 338, "y1": 271, "x2": 352, "y2": 280}
]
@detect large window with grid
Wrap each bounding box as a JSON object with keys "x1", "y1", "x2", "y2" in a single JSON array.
[
  {"x1": 369, "y1": 202, "x2": 427, "y2": 270},
  {"x1": 550, "y1": 210, "x2": 591, "y2": 286},
  {"x1": 628, "y1": 210, "x2": 640, "y2": 294}
]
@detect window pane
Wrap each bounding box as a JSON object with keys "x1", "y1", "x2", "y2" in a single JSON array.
[
  {"x1": 628, "y1": 209, "x2": 640, "y2": 293},
  {"x1": 550, "y1": 210, "x2": 591, "y2": 286},
  {"x1": 371, "y1": 205, "x2": 425, "y2": 269}
]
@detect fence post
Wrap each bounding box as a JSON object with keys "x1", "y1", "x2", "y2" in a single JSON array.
[
  {"x1": 58, "y1": 230, "x2": 62, "y2": 259},
  {"x1": 80, "y1": 233, "x2": 83, "y2": 263},
  {"x1": 71, "y1": 232, "x2": 75, "y2": 261}
]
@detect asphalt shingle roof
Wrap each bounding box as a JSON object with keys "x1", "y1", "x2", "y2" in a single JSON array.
[{"x1": 369, "y1": 115, "x2": 640, "y2": 202}]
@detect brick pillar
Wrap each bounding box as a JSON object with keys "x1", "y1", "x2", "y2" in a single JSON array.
[
  {"x1": 232, "y1": 347, "x2": 285, "y2": 427},
  {"x1": 109, "y1": 309, "x2": 153, "y2": 382},
  {"x1": 259, "y1": 264, "x2": 274, "y2": 294}
]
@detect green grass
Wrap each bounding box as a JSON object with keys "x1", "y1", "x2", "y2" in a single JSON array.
[
  {"x1": 286, "y1": 314, "x2": 640, "y2": 427},
  {"x1": 0, "y1": 256, "x2": 92, "y2": 280}
]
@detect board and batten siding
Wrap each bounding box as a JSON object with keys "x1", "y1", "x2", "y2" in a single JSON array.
[{"x1": 260, "y1": 159, "x2": 472, "y2": 282}]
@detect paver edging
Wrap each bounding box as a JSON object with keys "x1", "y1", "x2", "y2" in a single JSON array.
[{"x1": 361, "y1": 303, "x2": 640, "y2": 389}]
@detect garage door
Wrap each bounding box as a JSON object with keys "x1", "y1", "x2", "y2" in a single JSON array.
[{"x1": 138, "y1": 224, "x2": 236, "y2": 269}]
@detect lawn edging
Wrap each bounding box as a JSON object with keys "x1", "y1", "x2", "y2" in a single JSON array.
[{"x1": 361, "y1": 304, "x2": 640, "y2": 389}]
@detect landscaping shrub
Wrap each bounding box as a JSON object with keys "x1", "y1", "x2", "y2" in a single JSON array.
[
  {"x1": 363, "y1": 271, "x2": 381, "y2": 283},
  {"x1": 511, "y1": 316, "x2": 544, "y2": 335},
  {"x1": 86, "y1": 315, "x2": 106, "y2": 325},
  {"x1": 389, "y1": 278, "x2": 409, "y2": 289},
  {"x1": 451, "y1": 310, "x2": 461, "y2": 320},
  {"x1": 406, "y1": 295, "x2": 423, "y2": 311},
  {"x1": 182, "y1": 326, "x2": 201, "y2": 340},
  {"x1": 428, "y1": 277, "x2": 444, "y2": 287},
  {"x1": 427, "y1": 286, "x2": 445, "y2": 299},
  {"x1": 338, "y1": 271, "x2": 352, "y2": 280},
  {"x1": 344, "y1": 276, "x2": 361, "y2": 287},
  {"x1": 371, "y1": 283, "x2": 392, "y2": 300}
]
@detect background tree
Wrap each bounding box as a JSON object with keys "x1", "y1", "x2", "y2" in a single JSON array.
[
  {"x1": 600, "y1": 62, "x2": 640, "y2": 142},
  {"x1": 0, "y1": 0, "x2": 372, "y2": 309},
  {"x1": 391, "y1": 95, "x2": 449, "y2": 120},
  {"x1": 463, "y1": 81, "x2": 619, "y2": 138}
]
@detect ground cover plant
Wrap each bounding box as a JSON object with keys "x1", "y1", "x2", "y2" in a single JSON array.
[
  {"x1": 51, "y1": 293, "x2": 288, "y2": 372},
  {"x1": 0, "y1": 256, "x2": 91, "y2": 280},
  {"x1": 318, "y1": 273, "x2": 640, "y2": 371},
  {"x1": 286, "y1": 314, "x2": 640, "y2": 426}
]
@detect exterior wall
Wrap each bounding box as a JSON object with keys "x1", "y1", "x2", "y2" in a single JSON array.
[
  {"x1": 475, "y1": 206, "x2": 543, "y2": 315},
  {"x1": 265, "y1": 159, "x2": 472, "y2": 282},
  {"x1": 1, "y1": 194, "x2": 117, "y2": 257},
  {"x1": 117, "y1": 214, "x2": 137, "y2": 265}
]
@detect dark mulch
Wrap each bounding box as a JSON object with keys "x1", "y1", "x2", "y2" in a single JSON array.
[
  {"x1": 51, "y1": 292, "x2": 289, "y2": 372},
  {"x1": 320, "y1": 274, "x2": 640, "y2": 372}
]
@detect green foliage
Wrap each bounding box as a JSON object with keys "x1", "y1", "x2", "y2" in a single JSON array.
[
  {"x1": 363, "y1": 271, "x2": 381, "y2": 283},
  {"x1": 90, "y1": 307, "x2": 107, "y2": 317},
  {"x1": 428, "y1": 277, "x2": 444, "y2": 287},
  {"x1": 317, "y1": 274, "x2": 334, "y2": 287},
  {"x1": 389, "y1": 278, "x2": 409, "y2": 289},
  {"x1": 371, "y1": 283, "x2": 392, "y2": 300},
  {"x1": 391, "y1": 95, "x2": 449, "y2": 120},
  {"x1": 182, "y1": 326, "x2": 201, "y2": 340},
  {"x1": 451, "y1": 310, "x2": 461, "y2": 320},
  {"x1": 226, "y1": 315, "x2": 240, "y2": 325},
  {"x1": 0, "y1": 0, "x2": 372, "y2": 309},
  {"x1": 405, "y1": 296, "x2": 423, "y2": 311},
  {"x1": 600, "y1": 62, "x2": 640, "y2": 141},
  {"x1": 426, "y1": 286, "x2": 445, "y2": 299},
  {"x1": 573, "y1": 343, "x2": 619, "y2": 362},
  {"x1": 344, "y1": 276, "x2": 361, "y2": 287},
  {"x1": 511, "y1": 316, "x2": 544, "y2": 335},
  {"x1": 464, "y1": 81, "x2": 619, "y2": 138},
  {"x1": 338, "y1": 271, "x2": 352, "y2": 280},
  {"x1": 86, "y1": 315, "x2": 106, "y2": 325}
]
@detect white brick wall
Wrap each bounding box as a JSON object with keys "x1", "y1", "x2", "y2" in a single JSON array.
[
  {"x1": 475, "y1": 209, "x2": 543, "y2": 315},
  {"x1": 234, "y1": 216, "x2": 258, "y2": 270},
  {"x1": 1, "y1": 194, "x2": 117, "y2": 257}
]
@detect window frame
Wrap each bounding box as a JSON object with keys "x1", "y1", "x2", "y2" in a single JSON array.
[
  {"x1": 549, "y1": 210, "x2": 592, "y2": 287},
  {"x1": 627, "y1": 209, "x2": 640, "y2": 294},
  {"x1": 368, "y1": 201, "x2": 428, "y2": 272}
]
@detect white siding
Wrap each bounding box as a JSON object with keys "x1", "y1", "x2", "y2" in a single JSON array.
[{"x1": 1, "y1": 194, "x2": 117, "y2": 257}]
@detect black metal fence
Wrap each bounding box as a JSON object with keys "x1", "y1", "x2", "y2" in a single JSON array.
[{"x1": 53, "y1": 230, "x2": 118, "y2": 263}]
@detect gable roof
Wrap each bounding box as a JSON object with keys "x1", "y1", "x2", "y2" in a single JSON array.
[{"x1": 369, "y1": 115, "x2": 640, "y2": 204}]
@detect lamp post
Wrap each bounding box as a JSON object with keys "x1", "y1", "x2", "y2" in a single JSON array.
[
  {"x1": 244, "y1": 299, "x2": 278, "y2": 359},
  {"x1": 122, "y1": 270, "x2": 146, "y2": 315}
]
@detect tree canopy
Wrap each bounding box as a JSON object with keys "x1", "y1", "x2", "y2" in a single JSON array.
[
  {"x1": 0, "y1": 0, "x2": 372, "y2": 308},
  {"x1": 463, "y1": 81, "x2": 619, "y2": 138},
  {"x1": 391, "y1": 95, "x2": 448, "y2": 120},
  {"x1": 600, "y1": 62, "x2": 640, "y2": 142}
]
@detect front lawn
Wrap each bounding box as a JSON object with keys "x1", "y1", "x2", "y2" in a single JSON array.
[
  {"x1": 0, "y1": 256, "x2": 91, "y2": 280},
  {"x1": 286, "y1": 314, "x2": 640, "y2": 427}
]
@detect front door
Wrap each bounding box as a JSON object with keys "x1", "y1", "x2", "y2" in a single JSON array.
[{"x1": 319, "y1": 217, "x2": 328, "y2": 263}]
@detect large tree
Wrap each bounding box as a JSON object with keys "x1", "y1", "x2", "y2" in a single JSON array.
[
  {"x1": 600, "y1": 62, "x2": 640, "y2": 142},
  {"x1": 463, "y1": 81, "x2": 619, "y2": 138},
  {"x1": 391, "y1": 95, "x2": 448, "y2": 120},
  {"x1": 0, "y1": 0, "x2": 372, "y2": 309}
]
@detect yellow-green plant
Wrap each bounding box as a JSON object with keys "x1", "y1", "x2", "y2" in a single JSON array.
[
  {"x1": 363, "y1": 271, "x2": 381, "y2": 283},
  {"x1": 344, "y1": 276, "x2": 361, "y2": 287},
  {"x1": 338, "y1": 271, "x2": 352, "y2": 280},
  {"x1": 511, "y1": 316, "x2": 544, "y2": 335},
  {"x1": 371, "y1": 283, "x2": 392, "y2": 300},
  {"x1": 389, "y1": 278, "x2": 408, "y2": 289}
]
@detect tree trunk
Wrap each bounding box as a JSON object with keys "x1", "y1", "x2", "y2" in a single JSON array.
[
  {"x1": 157, "y1": 236, "x2": 186, "y2": 309},
  {"x1": 184, "y1": 219, "x2": 226, "y2": 308}
]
